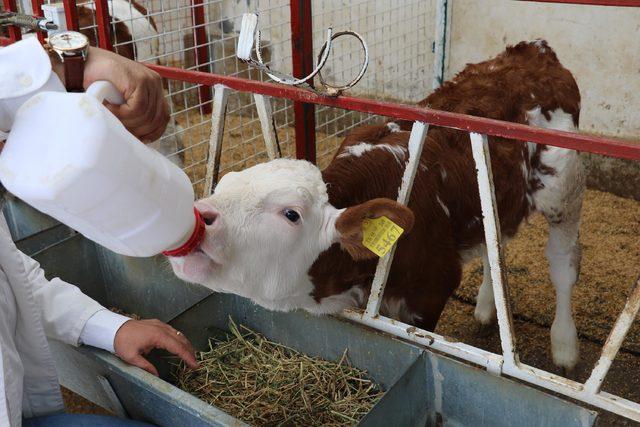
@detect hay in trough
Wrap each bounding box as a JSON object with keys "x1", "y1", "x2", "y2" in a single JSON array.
[{"x1": 173, "y1": 318, "x2": 384, "y2": 426}]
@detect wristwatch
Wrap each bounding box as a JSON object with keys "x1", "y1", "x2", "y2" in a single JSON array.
[{"x1": 46, "y1": 31, "x2": 90, "y2": 92}]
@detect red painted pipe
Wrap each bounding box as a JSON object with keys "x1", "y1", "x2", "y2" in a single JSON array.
[
  {"x1": 147, "y1": 64, "x2": 640, "y2": 162},
  {"x1": 94, "y1": 0, "x2": 113, "y2": 51},
  {"x1": 290, "y1": 0, "x2": 316, "y2": 163},
  {"x1": 30, "y1": 0, "x2": 44, "y2": 43},
  {"x1": 191, "y1": 0, "x2": 212, "y2": 114},
  {"x1": 62, "y1": 0, "x2": 79, "y2": 31},
  {"x1": 2, "y1": 0, "x2": 21, "y2": 42}
]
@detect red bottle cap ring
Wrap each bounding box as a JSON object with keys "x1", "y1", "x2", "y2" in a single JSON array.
[{"x1": 162, "y1": 208, "x2": 206, "y2": 257}]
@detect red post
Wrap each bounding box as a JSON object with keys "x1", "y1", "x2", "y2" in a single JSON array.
[
  {"x1": 94, "y1": 0, "x2": 113, "y2": 51},
  {"x1": 30, "y1": 0, "x2": 44, "y2": 43},
  {"x1": 2, "y1": 0, "x2": 21, "y2": 42},
  {"x1": 62, "y1": 0, "x2": 79, "y2": 31},
  {"x1": 290, "y1": 0, "x2": 316, "y2": 163},
  {"x1": 191, "y1": 0, "x2": 212, "y2": 114}
]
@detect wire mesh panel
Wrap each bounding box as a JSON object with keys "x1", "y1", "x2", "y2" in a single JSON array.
[
  {"x1": 55, "y1": 0, "x2": 438, "y2": 191},
  {"x1": 312, "y1": 0, "x2": 436, "y2": 167},
  {"x1": 52, "y1": 0, "x2": 292, "y2": 196}
]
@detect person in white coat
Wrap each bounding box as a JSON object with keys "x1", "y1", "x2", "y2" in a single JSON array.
[{"x1": 0, "y1": 37, "x2": 198, "y2": 426}]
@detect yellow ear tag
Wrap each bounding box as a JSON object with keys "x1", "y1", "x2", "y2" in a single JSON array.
[{"x1": 362, "y1": 216, "x2": 405, "y2": 257}]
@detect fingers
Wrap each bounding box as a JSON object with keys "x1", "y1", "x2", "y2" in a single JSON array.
[
  {"x1": 169, "y1": 328, "x2": 195, "y2": 354},
  {"x1": 106, "y1": 85, "x2": 152, "y2": 133},
  {"x1": 129, "y1": 354, "x2": 159, "y2": 377},
  {"x1": 139, "y1": 88, "x2": 170, "y2": 142},
  {"x1": 85, "y1": 49, "x2": 169, "y2": 142},
  {"x1": 155, "y1": 329, "x2": 199, "y2": 370},
  {"x1": 113, "y1": 318, "x2": 199, "y2": 374},
  {"x1": 108, "y1": 79, "x2": 169, "y2": 142},
  {"x1": 176, "y1": 333, "x2": 193, "y2": 351}
]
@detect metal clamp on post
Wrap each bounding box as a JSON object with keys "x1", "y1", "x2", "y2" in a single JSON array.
[
  {"x1": 237, "y1": 13, "x2": 369, "y2": 97},
  {"x1": 0, "y1": 11, "x2": 57, "y2": 32}
]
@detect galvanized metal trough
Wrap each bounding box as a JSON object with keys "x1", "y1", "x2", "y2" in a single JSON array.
[{"x1": 6, "y1": 198, "x2": 597, "y2": 426}]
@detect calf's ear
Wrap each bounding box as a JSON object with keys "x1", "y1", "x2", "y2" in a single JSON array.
[{"x1": 335, "y1": 198, "x2": 414, "y2": 260}]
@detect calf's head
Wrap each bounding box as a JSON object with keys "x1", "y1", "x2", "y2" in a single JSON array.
[{"x1": 168, "y1": 159, "x2": 413, "y2": 312}]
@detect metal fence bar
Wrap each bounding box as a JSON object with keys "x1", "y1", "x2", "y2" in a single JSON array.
[
  {"x1": 364, "y1": 121, "x2": 429, "y2": 317},
  {"x1": 147, "y1": 64, "x2": 640, "y2": 162},
  {"x1": 2, "y1": 0, "x2": 21, "y2": 42},
  {"x1": 61, "y1": 0, "x2": 78, "y2": 31},
  {"x1": 203, "y1": 84, "x2": 229, "y2": 197},
  {"x1": 469, "y1": 132, "x2": 517, "y2": 367},
  {"x1": 290, "y1": 0, "x2": 316, "y2": 163},
  {"x1": 191, "y1": 0, "x2": 211, "y2": 115},
  {"x1": 342, "y1": 310, "x2": 505, "y2": 372},
  {"x1": 584, "y1": 276, "x2": 640, "y2": 394},
  {"x1": 93, "y1": 0, "x2": 113, "y2": 51},
  {"x1": 432, "y1": 0, "x2": 448, "y2": 89},
  {"x1": 253, "y1": 94, "x2": 281, "y2": 160},
  {"x1": 342, "y1": 309, "x2": 640, "y2": 422},
  {"x1": 30, "y1": 0, "x2": 43, "y2": 43},
  {"x1": 502, "y1": 362, "x2": 640, "y2": 422}
]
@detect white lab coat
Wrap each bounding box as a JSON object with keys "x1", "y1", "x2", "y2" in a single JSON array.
[{"x1": 0, "y1": 37, "x2": 130, "y2": 426}]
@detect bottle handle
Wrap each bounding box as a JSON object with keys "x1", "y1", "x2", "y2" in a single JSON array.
[{"x1": 85, "y1": 80, "x2": 125, "y2": 106}]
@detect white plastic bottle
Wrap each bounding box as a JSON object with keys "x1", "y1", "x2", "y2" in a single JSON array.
[{"x1": 0, "y1": 81, "x2": 204, "y2": 257}]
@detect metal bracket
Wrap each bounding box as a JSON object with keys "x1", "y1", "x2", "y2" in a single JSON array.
[
  {"x1": 97, "y1": 375, "x2": 129, "y2": 419},
  {"x1": 237, "y1": 13, "x2": 369, "y2": 97},
  {"x1": 0, "y1": 11, "x2": 56, "y2": 32}
]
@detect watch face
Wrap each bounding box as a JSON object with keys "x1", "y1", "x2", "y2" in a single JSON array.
[{"x1": 49, "y1": 31, "x2": 89, "y2": 52}]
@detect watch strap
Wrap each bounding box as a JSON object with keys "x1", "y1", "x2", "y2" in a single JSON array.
[{"x1": 64, "y1": 55, "x2": 85, "y2": 92}]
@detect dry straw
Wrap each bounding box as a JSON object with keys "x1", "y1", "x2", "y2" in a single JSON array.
[{"x1": 173, "y1": 318, "x2": 384, "y2": 426}]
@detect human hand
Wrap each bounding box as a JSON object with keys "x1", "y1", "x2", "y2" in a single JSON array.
[
  {"x1": 53, "y1": 47, "x2": 170, "y2": 142},
  {"x1": 113, "y1": 318, "x2": 198, "y2": 376}
]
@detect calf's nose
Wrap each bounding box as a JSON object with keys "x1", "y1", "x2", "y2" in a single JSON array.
[{"x1": 195, "y1": 201, "x2": 220, "y2": 227}]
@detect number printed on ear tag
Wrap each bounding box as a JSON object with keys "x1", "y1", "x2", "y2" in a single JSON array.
[{"x1": 362, "y1": 216, "x2": 404, "y2": 257}]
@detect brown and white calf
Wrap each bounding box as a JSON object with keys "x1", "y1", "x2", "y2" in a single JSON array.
[{"x1": 168, "y1": 40, "x2": 585, "y2": 370}]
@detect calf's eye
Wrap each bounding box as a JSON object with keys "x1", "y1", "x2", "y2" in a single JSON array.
[{"x1": 283, "y1": 209, "x2": 300, "y2": 223}]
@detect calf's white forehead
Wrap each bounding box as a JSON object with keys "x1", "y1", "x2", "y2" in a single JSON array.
[{"x1": 215, "y1": 159, "x2": 328, "y2": 205}]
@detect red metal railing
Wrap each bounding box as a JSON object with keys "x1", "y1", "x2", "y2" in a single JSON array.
[
  {"x1": 93, "y1": 0, "x2": 113, "y2": 50},
  {"x1": 62, "y1": 0, "x2": 78, "y2": 31},
  {"x1": 148, "y1": 64, "x2": 640, "y2": 161},
  {"x1": 30, "y1": 0, "x2": 44, "y2": 43},
  {"x1": 290, "y1": 0, "x2": 317, "y2": 163},
  {"x1": 191, "y1": 0, "x2": 212, "y2": 114},
  {"x1": 2, "y1": 0, "x2": 21, "y2": 42}
]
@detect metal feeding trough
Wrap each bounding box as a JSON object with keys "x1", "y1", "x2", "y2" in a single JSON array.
[{"x1": 7, "y1": 198, "x2": 597, "y2": 426}]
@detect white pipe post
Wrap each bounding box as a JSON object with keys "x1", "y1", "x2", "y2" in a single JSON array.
[
  {"x1": 584, "y1": 277, "x2": 640, "y2": 394},
  {"x1": 203, "y1": 84, "x2": 230, "y2": 198},
  {"x1": 253, "y1": 94, "x2": 281, "y2": 160},
  {"x1": 469, "y1": 132, "x2": 517, "y2": 369},
  {"x1": 364, "y1": 121, "x2": 428, "y2": 317},
  {"x1": 432, "y1": 0, "x2": 448, "y2": 89}
]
